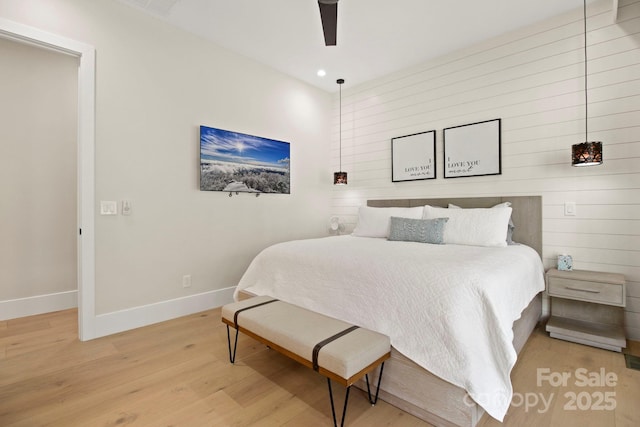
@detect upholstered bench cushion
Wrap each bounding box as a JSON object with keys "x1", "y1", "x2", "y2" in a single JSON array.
[{"x1": 222, "y1": 295, "x2": 390, "y2": 383}]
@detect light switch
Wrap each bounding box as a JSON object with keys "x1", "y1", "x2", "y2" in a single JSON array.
[
  {"x1": 100, "y1": 201, "x2": 118, "y2": 215},
  {"x1": 122, "y1": 200, "x2": 132, "y2": 216},
  {"x1": 564, "y1": 201, "x2": 576, "y2": 216}
]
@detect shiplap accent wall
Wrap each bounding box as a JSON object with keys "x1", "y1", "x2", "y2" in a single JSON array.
[{"x1": 329, "y1": 0, "x2": 640, "y2": 340}]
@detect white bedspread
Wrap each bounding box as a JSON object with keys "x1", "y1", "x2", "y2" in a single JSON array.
[{"x1": 234, "y1": 235, "x2": 545, "y2": 420}]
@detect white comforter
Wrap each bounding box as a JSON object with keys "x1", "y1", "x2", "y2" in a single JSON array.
[{"x1": 234, "y1": 235, "x2": 545, "y2": 421}]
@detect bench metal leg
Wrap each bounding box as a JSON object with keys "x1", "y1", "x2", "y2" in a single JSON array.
[
  {"x1": 226, "y1": 325, "x2": 239, "y2": 363},
  {"x1": 327, "y1": 362, "x2": 386, "y2": 426},
  {"x1": 365, "y1": 362, "x2": 385, "y2": 405},
  {"x1": 327, "y1": 378, "x2": 351, "y2": 427}
]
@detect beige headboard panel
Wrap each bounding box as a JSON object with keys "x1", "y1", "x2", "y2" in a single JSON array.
[{"x1": 368, "y1": 196, "x2": 542, "y2": 258}]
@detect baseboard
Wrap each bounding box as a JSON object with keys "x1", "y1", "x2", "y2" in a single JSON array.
[
  {"x1": 92, "y1": 286, "x2": 236, "y2": 339},
  {"x1": 0, "y1": 290, "x2": 78, "y2": 321}
]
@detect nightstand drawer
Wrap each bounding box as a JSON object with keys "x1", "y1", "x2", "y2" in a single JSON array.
[{"x1": 548, "y1": 277, "x2": 624, "y2": 306}]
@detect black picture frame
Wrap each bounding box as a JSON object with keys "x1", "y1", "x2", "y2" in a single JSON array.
[
  {"x1": 443, "y1": 118, "x2": 501, "y2": 178},
  {"x1": 391, "y1": 130, "x2": 436, "y2": 182}
]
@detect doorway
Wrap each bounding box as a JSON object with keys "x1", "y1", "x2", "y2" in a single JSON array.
[
  {"x1": 0, "y1": 18, "x2": 96, "y2": 340},
  {"x1": 0, "y1": 37, "x2": 78, "y2": 319}
]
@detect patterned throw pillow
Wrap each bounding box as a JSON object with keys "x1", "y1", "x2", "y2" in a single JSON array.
[{"x1": 388, "y1": 217, "x2": 449, "y2": 244}]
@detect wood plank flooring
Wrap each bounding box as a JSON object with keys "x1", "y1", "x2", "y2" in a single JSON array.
[{"x1": 1, "y1": 308, "x2": 638, "y2": 426}]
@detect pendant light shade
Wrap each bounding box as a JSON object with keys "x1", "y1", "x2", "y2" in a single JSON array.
[
  {"x1": 333, "y1": 78, "x2": 347, "y2": 185},
  {"x1": 572, "y1": 0, "x2": 603, "y2": 167},
  {"x1": 572, "y1": 141, "x2": 602, "y2": 166},
  {"x1": 333, "y1": 171, "x2": 347, "y2": 185}
]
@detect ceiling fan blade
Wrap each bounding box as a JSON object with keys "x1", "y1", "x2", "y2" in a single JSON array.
[{"x1": 318, "y1": 0, "x2": 338, "y2": 46}]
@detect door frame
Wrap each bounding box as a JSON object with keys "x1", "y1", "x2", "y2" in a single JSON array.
[{"x1": 0, "y1": 18, "x2": 96, "y2": 340}]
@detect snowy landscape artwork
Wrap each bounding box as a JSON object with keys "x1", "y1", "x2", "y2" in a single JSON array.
[{"x1": 200, "y1": 126, "x2": 290, "y2": 194}]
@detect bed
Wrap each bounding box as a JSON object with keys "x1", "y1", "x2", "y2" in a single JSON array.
[{"x1": 235, "y1": 196, "x2": 544, "y2": 427}]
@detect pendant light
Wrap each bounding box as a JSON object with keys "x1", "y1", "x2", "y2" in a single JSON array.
[
  {"x1": 333, "y1": 78, "x2": 347, "y2": 185},
  {"x1": 572, "y1": 0, "x2": 603, "y2": 166}
]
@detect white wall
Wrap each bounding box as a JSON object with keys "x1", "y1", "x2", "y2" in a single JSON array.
[
  {"x1": 0, "y1": 37, "x2": 78, "y2": 313},
  {"x1": 0, "y1": 0, "x2": 331, "y2": 321},
  {"x1": 329, "y1": 0, "x2": 640, "y2": 339}
]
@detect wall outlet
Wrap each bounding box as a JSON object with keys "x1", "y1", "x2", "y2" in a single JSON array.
[{"x1": 182, "y1": 275, "x2": 191, "y2": 288}]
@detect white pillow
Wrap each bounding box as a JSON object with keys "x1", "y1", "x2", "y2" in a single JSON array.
[
  {"x1": 423, "y1": 205, "x2": 512, "y2": 247},
  {"x1": 449, "y1": 202, "x2": 515, "y2": 244},
  {"x1": 352, "y1": 206, "x2": 424, "y2": 238}
]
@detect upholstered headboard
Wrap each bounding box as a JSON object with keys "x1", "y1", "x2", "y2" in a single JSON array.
[{"x1": 367, "y1": 196, "x2": 542, "y2": 258}]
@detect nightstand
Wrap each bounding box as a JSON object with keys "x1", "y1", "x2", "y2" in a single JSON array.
[{"x1": 545, "y1": 268, "x2": 626, "y2": 352}]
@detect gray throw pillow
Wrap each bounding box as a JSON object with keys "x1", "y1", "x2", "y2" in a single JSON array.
[{"x1": 388, "y1": 217, "x2": 449, "y2": 244}]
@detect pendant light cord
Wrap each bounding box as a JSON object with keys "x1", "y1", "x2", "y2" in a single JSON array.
[
  {"x1": 583, "y1": 0, "x2": 588, "y2": 142},
  {"x1": 339, "y1": 81, "x2": 342, "y2": 171}
]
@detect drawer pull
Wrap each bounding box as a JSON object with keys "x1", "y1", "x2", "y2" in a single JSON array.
[{"x1": 565, "y1": 286, "x2": 600, "y2": 294}]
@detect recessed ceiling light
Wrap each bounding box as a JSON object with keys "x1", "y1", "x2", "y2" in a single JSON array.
[{"x1": 317, "y1": 69, "x2": 327, "y2": 77}]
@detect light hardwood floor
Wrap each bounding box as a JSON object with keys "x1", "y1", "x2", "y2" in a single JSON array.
[{"x1": 1, "y1": 308, "x2": 638, "y2": 426}]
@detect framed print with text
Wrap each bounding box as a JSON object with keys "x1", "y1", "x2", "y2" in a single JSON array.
[
  {"x1": 443, "y1": 118, "x2": 501, "y2": 178},
  {"x1": 391, "y1": 130, "x2": 436, "y2": 182}
]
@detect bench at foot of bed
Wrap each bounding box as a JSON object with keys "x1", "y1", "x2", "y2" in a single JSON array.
[{"x1": 221, "y1": 295, "x2": 391, "y2": 427}]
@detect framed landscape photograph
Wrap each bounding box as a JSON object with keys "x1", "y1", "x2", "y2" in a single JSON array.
[
  {"x1": 391, "y1": 130, "x2": 436, "y2": 182},
  {"x1": 443, "y1": 118, "x2": 501, "y2": 178},
  {"x1": 200, "y1": 126, "x2": 290, "y2": 194}
]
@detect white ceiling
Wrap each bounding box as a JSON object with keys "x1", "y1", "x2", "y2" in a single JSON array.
[{"x1": 116, "y1": 0, "x2": 599, "y2": 93}]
